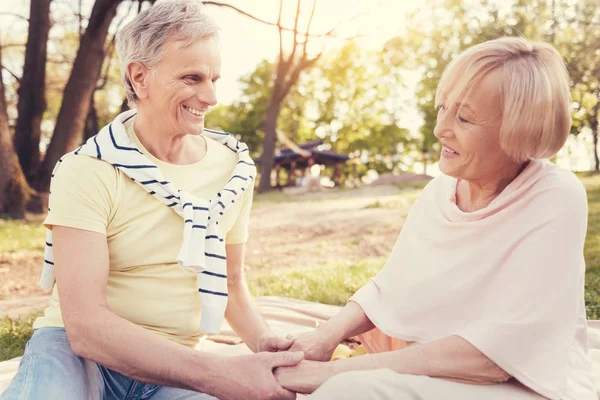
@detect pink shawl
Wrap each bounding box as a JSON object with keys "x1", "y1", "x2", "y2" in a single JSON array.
[{"x1": 350, "y1": 160, "x2": 596, "y2": 399}]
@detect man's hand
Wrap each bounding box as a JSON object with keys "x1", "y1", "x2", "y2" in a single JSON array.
[
  {"x1": 256, "y1": 334, "x2": 294, "y2": 353},
  {"x1": 286, "y1": 329, "x2": 338, "y2": 362},
  {"x1": 275, "y1": 360, "x2": 333, "y2": 395},
  {"x1": 213, "y1": 351, "x2": 304, "y2": 400}
]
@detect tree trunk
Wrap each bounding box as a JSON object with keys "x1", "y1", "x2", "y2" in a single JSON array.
[
  {"x1": 83, "y1": 92, "x2": 99, "y2": 141},
  {"x1": 34, "y1": 0, "x2": 123, "y2": 192},
  {"x1": 592, "y1": 100, "x2": 600, "y2": 172},
  {"x1": 13, "y1": 0, "x2": 52, "y2": 183},
  {"x1": 592, "y1": 121, "x2": 599, "y2": 172},
  {"x1": 0, "y1": 43, "x2": 32, "y2": 219},
  {"x1": 257, "y1": 96, "x2": 282, "y2": 193}
]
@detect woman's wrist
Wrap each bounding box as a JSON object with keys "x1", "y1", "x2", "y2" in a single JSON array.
[{"x1": 315, "y1": 321, "x2": 346, "y2": 351}]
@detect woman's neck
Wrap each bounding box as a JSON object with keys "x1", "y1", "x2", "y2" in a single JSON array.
[{"x1": 456, "y1": 161, "x2": 529, "y2": 212}]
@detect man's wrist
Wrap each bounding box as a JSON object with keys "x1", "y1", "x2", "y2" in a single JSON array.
[{"x1": 187, "y1": 352, "x2": 226, "y2": 395}]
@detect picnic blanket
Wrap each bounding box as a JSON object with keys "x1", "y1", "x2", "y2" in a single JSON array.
[{"x1": 2, "y1": 296, "x2": 600, "y2": 398}]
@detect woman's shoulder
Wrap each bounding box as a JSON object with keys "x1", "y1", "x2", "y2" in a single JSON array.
[{"x1": 530, "y1": 160, "x2": 586, "y2": 204}]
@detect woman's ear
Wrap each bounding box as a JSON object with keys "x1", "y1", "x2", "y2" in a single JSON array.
[{"x1": 127, "y1": 62, "x2": 150, "y2": 101}]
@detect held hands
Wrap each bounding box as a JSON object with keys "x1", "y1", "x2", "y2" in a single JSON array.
[
  {"x1": 274, "y1": 360, "x2": 332, "y2": 395},
  {"x1": 215, "y1": 351, "x2": 304, "y2": 400},
  {"x1": 286, "y1": 329, "x2": 338, "y2": 362},
  {"x1": 256, "y1": 334, "x2": 294, "y2": 353}
]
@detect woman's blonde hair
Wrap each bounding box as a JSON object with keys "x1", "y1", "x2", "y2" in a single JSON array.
[
  {"x1": 116, "y1": 0, "x2": 220, "y2": 105},
  {"x1": 435, "y1": 37, "x2": 571, "y2": 162}
]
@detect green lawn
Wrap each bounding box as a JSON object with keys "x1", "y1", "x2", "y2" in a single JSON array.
[
  {"x1": 0, "y1": 218, "x2": 45, "y2": 254},
  {"x1": 3, "y1": 175, "x2": 600, "y2": 360},
  {"x1": 581, "y1": 173, "x2": 600, "y2": 319}
]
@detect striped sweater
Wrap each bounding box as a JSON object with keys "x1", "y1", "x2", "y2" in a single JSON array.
[{"x1": 39, "y1": 110, "x2": 257, "y2": 334}]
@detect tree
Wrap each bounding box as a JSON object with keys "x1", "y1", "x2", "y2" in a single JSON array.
[
  {"x1": 13, "y1": 0, "x2": 52, "y2": 184},
  {"x1": 34, "y1": 0, "x2": 124, "y2": 192},
  {"x1": 254, "y1": 0, "x2": 320, "y2": 192},
  {"x1": 206, "y1": 0, "x2": 364, "y2": 192},
  {"x1": 394, "y1": 0, "x2": 550, "y2": 173},
  {"x1": 557, "y1": 0, "x2": 600, "y2": 170},
  {"x1": 0, "y1": 41, "x2": 32, "y2": 219}
]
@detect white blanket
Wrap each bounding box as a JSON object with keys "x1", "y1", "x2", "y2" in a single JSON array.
[{"x1": 1, "y1": 297, "x2": 600, "y2": 398}]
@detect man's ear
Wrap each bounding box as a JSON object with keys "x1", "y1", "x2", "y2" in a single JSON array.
[{"x1": 127, "y1": 62, "x2": 151, "y2": 100}]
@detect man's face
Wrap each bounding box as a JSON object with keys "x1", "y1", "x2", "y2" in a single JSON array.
[{"x1": 142, "y1": 36, "x2": 221, "y2": 135}]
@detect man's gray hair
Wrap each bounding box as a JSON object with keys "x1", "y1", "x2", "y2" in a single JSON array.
[{"x1": 116, "y1": 0, "x2": 220, "y2": 104}]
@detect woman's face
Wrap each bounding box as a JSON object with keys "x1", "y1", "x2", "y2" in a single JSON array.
[
  {"x1": 141, "y1": 36, "x2": 221, "y2": 136},
  {"x1": 433, "y1": 71, "x2": 519, "y2": 183}
]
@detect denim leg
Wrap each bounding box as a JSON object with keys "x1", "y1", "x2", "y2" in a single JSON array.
[
  {"x1": 0, "y1": 327, "x2": 104, "y2": 400},
  {"x1": 150, "y1": 386, "x2": 218, "y2": 400}
]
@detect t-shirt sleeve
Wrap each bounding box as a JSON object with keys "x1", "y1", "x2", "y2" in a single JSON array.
[
  {"x1": 225, "y1": 185, "x2": 254, "y2": 244},
  {"x1": 43, "y1": 155, "x2": 118, "y2": 235}
]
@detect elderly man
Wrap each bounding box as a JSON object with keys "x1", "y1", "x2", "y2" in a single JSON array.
[{"x1": 0, "y1": 2, "x2": 302, "y2": 400}]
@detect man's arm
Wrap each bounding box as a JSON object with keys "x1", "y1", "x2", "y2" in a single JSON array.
[
  {"x1": 53, "y1": 226, "x2": 301, "y2": 400},
  {"x1": 224, "y1": 243, "x2": 292, "y2": 353}
]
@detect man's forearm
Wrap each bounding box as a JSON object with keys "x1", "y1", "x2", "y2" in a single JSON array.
[
  {"x1": 68, "y1": 307, "x2": 226, "y2": 395},
  {"x1": 225, "y1": 280, "x2": 271, "y2": 352}
]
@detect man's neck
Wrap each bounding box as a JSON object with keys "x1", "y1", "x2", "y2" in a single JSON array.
[{"x1": 133, "y1": 109, "x2": 207, "y2": 165}]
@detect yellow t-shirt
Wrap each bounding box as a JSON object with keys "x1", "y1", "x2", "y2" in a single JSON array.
[{"x1": 33, "y1": 120, "x2": 254, "y2": 347}]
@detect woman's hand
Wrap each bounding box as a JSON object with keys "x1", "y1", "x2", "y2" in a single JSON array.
[
  {"x1": 274, "y1": 360, "x2": 334, "y2": 394},
  {"x1": 286, "y1": 329, "x2": 339, "y2": 362},
  {"x1": 256, "y1": 334, "x2": 294, "y2": 353}
]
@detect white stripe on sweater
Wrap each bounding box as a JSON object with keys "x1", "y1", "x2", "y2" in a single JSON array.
[{"x1": 39, "y1": 110, "x2": 257, "y2": 334}]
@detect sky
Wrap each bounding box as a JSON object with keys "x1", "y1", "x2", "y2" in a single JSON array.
[
  {"x1": 0, "y1": 0, "x2": 595, "y2": 172},
  {"x1": 0, "y1": 0, "x2": 420, "y2": 104}
]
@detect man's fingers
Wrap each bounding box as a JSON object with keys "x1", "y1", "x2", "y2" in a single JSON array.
[{"x1": 268, "y1": 351, "x2": 305, "y2": 368}]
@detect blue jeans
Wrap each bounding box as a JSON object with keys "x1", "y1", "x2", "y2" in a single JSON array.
[{"x1": 1, "y1": 327, "x2": 217, "y2": 400}]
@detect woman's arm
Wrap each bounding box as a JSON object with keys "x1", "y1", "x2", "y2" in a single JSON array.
[
  {"x1": 277, "y1": 335, "x2": 510, "y2": 394},
  {"x1": 288, "y1": 300, "x2": 375, "y2": 361}
]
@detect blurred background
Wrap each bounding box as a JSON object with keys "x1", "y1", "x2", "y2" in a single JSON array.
[{"x1": 1, "y1": 0, "x2": 600, "y2": 360}]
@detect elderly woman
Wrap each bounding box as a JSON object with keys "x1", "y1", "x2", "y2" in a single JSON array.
[
  {"x1": 1, "y1": 2, "x2": 303, "y2": 400},
  {"x1": 275, "y1": 37, "x2": 597, "y2": 400}
]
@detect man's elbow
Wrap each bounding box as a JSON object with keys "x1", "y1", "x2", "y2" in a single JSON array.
[{"x1": 63, "y1": 311, "x2": 105, "y2": 359}]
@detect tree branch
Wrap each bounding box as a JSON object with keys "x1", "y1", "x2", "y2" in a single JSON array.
[
  {"x1": 2, "y1": 43, "x2": 26, "y2": 49},
  {"x1": 277, "y1": 0, "x2": 284, "y2": 67},
  {"x1": 203, "y1": 1, "x2": 340, "y2": 39},
  {"x1": 1, "y1": 65, "x2": 21, "y2": 84},
  {"x1": 0, "y1": 13, "x2": 28, "y2": 22},
  {"x1": 285, "y1": 0, "x2": 303, "y2": 70}
]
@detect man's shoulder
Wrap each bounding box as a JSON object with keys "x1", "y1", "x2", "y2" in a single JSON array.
[{"x1": 54, "y1": 154, "x2": 119, "y2": 180}]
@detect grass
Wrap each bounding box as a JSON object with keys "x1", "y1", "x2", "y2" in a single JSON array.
[
  {"x1": 0, "y1": 218, "x2": 45, "y2": 254},
  {"x1": 583, "y1": 174, "x2": 600, "y2": 319},
  {"x1": 248, "y1": 258, "x2": 385, "y2": 306},
  {"x1": 4, "y1": 175, "x2": 600, "y2": 359},
  {"x1": 0, "y1": 315, "x2": 37, "y2": 361}
]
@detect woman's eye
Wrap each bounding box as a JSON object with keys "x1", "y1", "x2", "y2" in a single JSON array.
[{"x1": 458, "y1": 115, "x2": 471, "y2": 124}]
